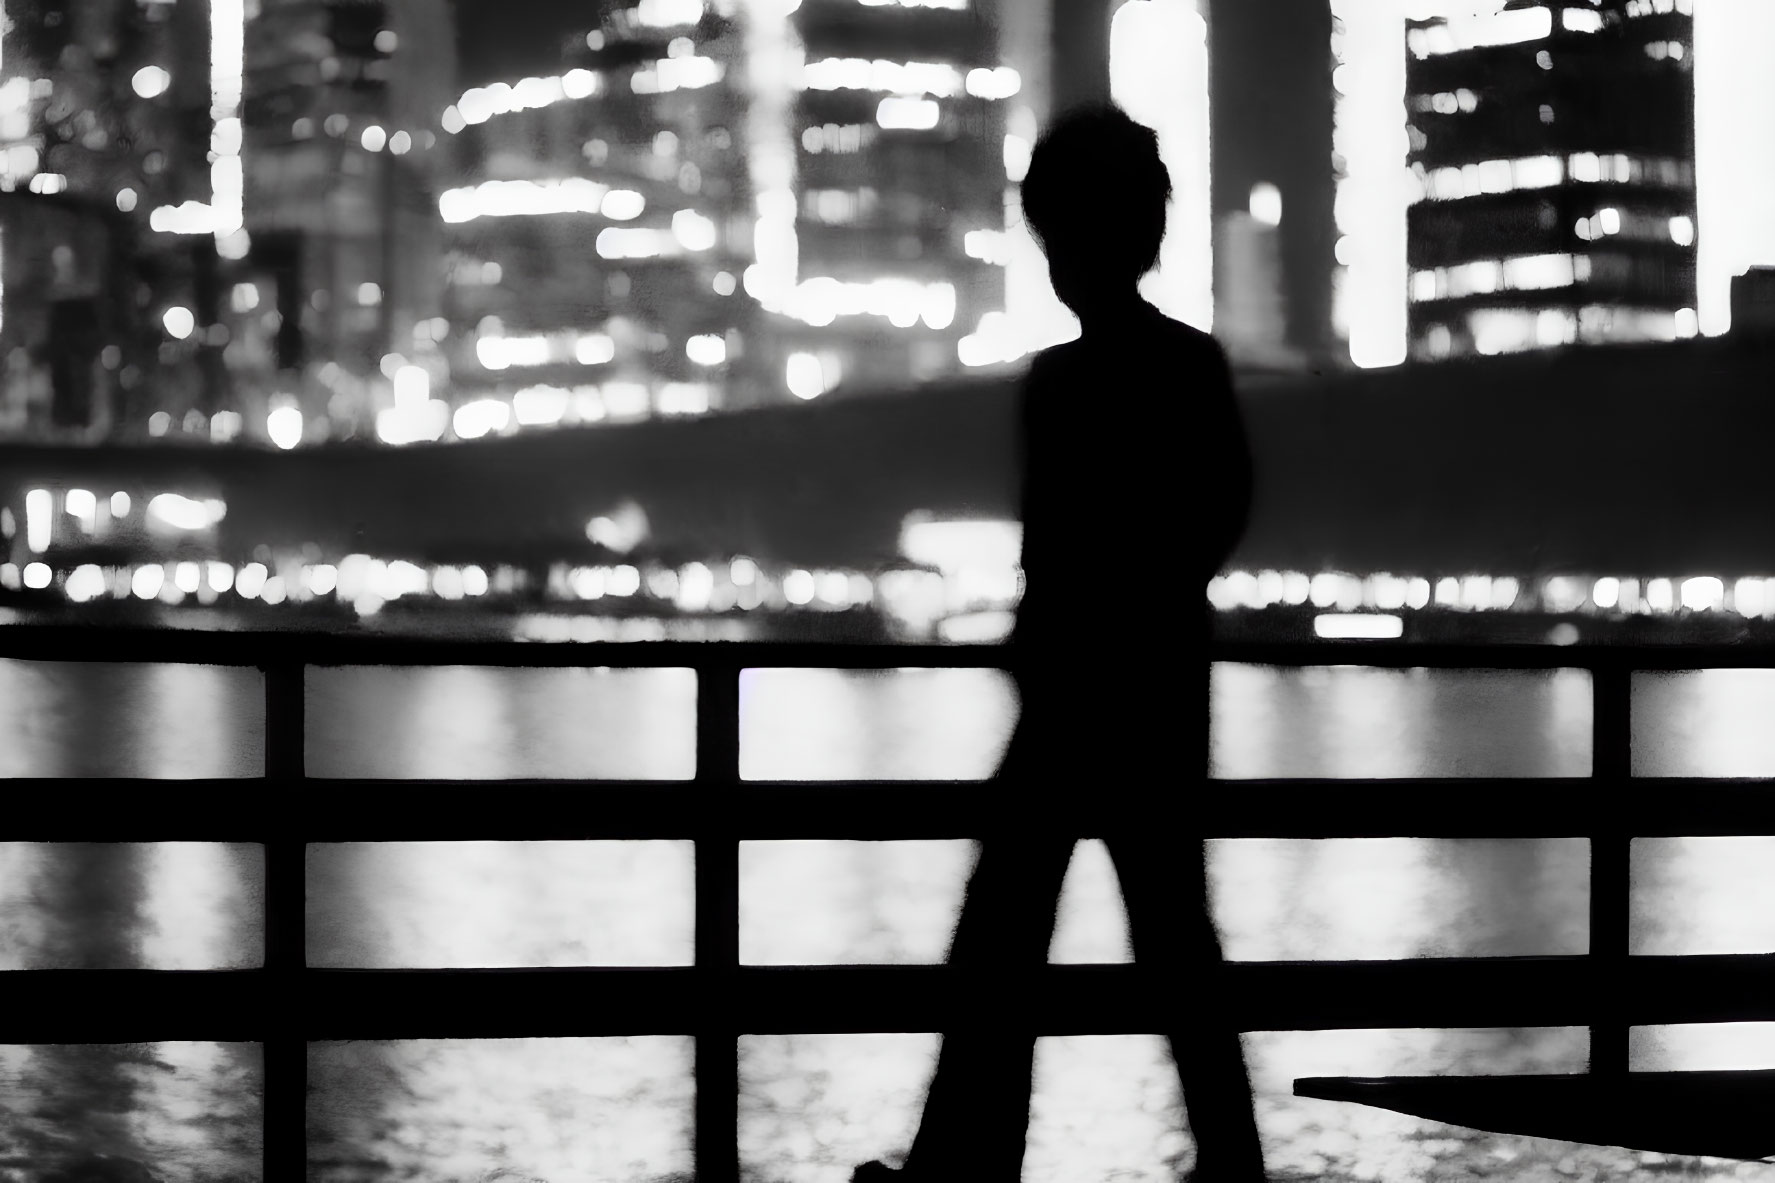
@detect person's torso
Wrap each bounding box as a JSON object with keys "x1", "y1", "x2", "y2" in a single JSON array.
[{"x1": 1014, "y1": 312, "x2": 1248, "y2": 646}]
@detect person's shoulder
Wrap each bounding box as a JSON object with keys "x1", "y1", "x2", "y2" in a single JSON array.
[
  {"x1": 1155, "y1": 315, "x2": 1228, "y2": 361},
  {"x1": 1022, "y1": 340, "x2": 1083, "y2": 392},
  {"x1": 1029, "y1": 338, "x2": 1084, "y2": 369}
]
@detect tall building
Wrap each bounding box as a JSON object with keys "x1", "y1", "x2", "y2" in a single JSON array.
[
  {"x1": 769, "y1": 0, "x2": 1015, "y2": 399},
  {"x1": 0, "y1": 0, "x2": 223, "y2": 437},
  {"x1": 430, "y1": 0, "x2": 758, "y2": 438},
  {"x1": 1404, "y1": 0, "x2": 1697, "y2": 361},
  {"x1": 1206, "y1": 0, "x2": 1336, "y2": 370},
  {"x1": 243, "y1": 0, "x2": 458, "y2": 444}
]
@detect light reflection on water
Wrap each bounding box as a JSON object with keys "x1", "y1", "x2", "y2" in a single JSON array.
[
  {"x1": 305, "y1": 665, "x2": 698, "y2": 780},
  {"x1": 11, "y1": 657, "x2": 1775, "y2": 782},
  {"x1": 1209, "y1": 663, "x2": 1594, "y2": 779},
  {"x1": 306, "y1": 1038, "x2": 693, "y2": 1183},
  {"x1": 0, "y1": 843, "x2": 264, "y2": 970},
  {"x1": 0, "y1": 659, "x2": 264, "y2": 777},
  {"x1": 7, "y1": 660, "x2": 1773, "y2": 1178},
  {"x1": 1631, "y1": 837, "x2": 1775, "y2": 957},
  {"x1": 306, "y1": 841, "x2": 695, "y2": 967},
  {"x1": 1633, "y1": 669, "x2": 1775, "y2": 776},
  {"x1": 740, "y1": 667, "x2": 1017, "y2": 781},
  {"x1": 0, "y1": 1042, "x2": 262, "y2": 1183}
]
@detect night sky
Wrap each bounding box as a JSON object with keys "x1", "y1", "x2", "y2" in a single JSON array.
[{"x1": 452, "y1": 0, "x2": 598, "y2": 88}]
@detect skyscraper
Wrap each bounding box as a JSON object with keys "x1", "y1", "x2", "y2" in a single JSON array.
[
  {"x1": 1206, "y1": 0, "x2": 1336, "y2": 370},
  {"x1": 0, "y1": 0, "x2": 224, "y2": 436},
  {"x1": 243, "y1": 0, "x2": 458, "y2": 443},
  {"x1": 1404, "y1": 0, "x2": 1697, "y2": 360},
  {"x1": 433, "y1": 0, "x2": 757, "y2": 438},
  {"x1": 768, "y1": 0, "x2": 1015, "y2": 399}
]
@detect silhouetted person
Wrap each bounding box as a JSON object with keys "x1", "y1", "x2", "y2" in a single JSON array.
[{"x1": 854, "y1": 106, "x2": 1262, "y2": 1182}]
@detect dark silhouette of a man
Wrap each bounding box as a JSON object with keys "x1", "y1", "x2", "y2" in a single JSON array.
[{"x1": 855, "y1": 105, "x2": 1264, "y2": 1182}]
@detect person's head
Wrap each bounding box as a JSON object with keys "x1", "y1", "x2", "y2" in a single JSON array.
[{"x1": 1020, "y1": 105, "x2": 1171, "y2": 320}]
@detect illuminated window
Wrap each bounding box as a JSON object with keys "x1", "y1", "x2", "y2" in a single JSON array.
[
  {"x1": 1408, "y1": 7, "x2": 1553, "y2": 57},
  {"x1": 802, "y1": 188, "x2": 878, "y2": 225},
  {"x1": 1561, "y1": 7, "x2": 1604, "y2": 33}
]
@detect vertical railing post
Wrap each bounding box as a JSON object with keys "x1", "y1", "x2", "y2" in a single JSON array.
[
  {"x1": 261, "y1": 658, "x2": 306, "y2": 1183},
  {"x1": 694, "y1": 655, "x2": 742, "y2": 1183},
  {"x1": 264, "y1": 660, "x2": 305, "y2": 783},
  {"x1": 1588, "y1": 659, "x2": 1633, "y2": 1076}
]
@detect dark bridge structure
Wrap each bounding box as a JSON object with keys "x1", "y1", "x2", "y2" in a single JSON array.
[{"x1": 4, "y1": 334, "x2": 1775, "y2": 580}]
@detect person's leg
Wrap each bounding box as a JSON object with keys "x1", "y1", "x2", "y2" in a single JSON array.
[
  {"x1": 1108, "y1": 832, "x2": 1267, "y2": 1182},
  {"x1": 893, "y1": 831, "x2": 1075, "y2": 1182}
]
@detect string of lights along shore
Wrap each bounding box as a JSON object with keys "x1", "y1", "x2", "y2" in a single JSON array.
[{"x1": 0, "y1": 0, "x2": 1773, "y2": 446}]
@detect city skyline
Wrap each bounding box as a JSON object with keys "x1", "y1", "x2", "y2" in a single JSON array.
[{"x1": 2, "y1": 0, "x2": 1775, "y2": 451}]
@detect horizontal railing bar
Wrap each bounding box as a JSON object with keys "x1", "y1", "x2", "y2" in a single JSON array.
[
  {"x1": 8, "y1": 623, "x2": 1775, "y2": 671},
  {"x1": 13, "y1": 781, "x2": 1770, "y2": 840},
  {"x1": 9, "y1": 956, "x2": 1765, "y2": 1039}
]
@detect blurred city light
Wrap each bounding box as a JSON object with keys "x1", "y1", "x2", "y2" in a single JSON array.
[
  {"x1": 453, "y1": 399, "x2": 512, "y2": 441},
  {"x1": 1331, "y1": 0, "x2": 1410, "y2": 367},
  {"x1": 267, "y1": 407, "x2": 303, "y2": 450},
  {"x1": 236, "y1": 562, "x2": 267, "y2": 599},
  {"x1": 513, "y1": 385, "x2": 571, "y2": 426},
  {"x1": 596, "y1": 227, "x2": 671, "y2": 259},
  {"x1": 658, "y1": 383, "x2": 711, "y2": 415},
  {"x1": 899, "y1": 517, "x2": 1021, "y2": 572},
  {"x1": 1249, "y1": 182, "x2": 1283, "y2": 228},
  {"x1": 576, "y1": 334, "x2": 616, "y2": 365},
  {"x1": 1736, "y1": 578, "x2": 1768, "y2": 618},
  {"x1": 64, "y1": 564, "x2": 106, "y2": 602},
  {"x1": 586, "y1": 502, "x2": 650, "y2": 554},
  {"x1": 632, "y1": 56, "x2": 725, "y2": 94},
  {"x1": 964, "y1": 66, "x2": 1021, "y2": 100},
  {"x1": 600, "y1": 190, "x2": 646, "y2": 221},
  {"x1": 147, "y1": 494, "x2": 225, "y2": 531},
  {"x1": 63, "y1": 489, "x2": 95, "y2": 533},
  {"x1": 440, "y1": 178, "x2": 614, "y2": 223},
  {"x1": 1681, "y1": 576, "x2": 1726, "y2": 612},
  {"x1": 132, "y1": 65, "x2": 172, "y2": 99},
  {"x1": 686, "y1": 335, "x2": 727, "y2": 366},
  {"x1": 23, "y1": 489, "x2": 50, "y2": 553},
  {"x1": 637, "y1": 0, "x2": 706, "y2": 23},
  {"x1": 671, "y1": 209, "x2": 718, "y2": 251},
  {"x1": 875, "y1": 97, "x2": 939, "y2": 130},
  {"x1": 802, "y1": 58, "x2": 961, "y2": 96},
  {"x1": 132, "y1": 564, "x2": 164, "y2": 599},
  {"x1": 163, "y1": 307, "x2": 196, "y2": 339},
  {"x1": 1314, "y1": 613, "x2": 1405, "y2": 639},
  {"x1": 785, "y1": 352, "x2": 828, "y2": 400}
]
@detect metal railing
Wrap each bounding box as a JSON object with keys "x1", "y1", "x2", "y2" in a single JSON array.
[{"x1": 3, "y1": 625, "x2": 1773, "y2": 1179}]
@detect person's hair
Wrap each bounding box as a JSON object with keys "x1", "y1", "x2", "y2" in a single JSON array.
[{"x1": 1020, "y1": 105, "x2": 1172, "y2": 278}]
